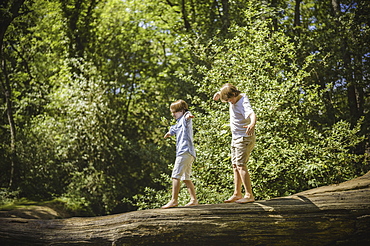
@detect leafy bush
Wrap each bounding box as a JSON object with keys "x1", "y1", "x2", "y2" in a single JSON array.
[{"x1": 133, "y1": 2, "x2": 368, "y2": 209}]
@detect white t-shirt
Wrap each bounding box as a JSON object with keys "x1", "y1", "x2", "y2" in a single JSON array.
[{"x1": 229, "y1": 94, "x2": 254, "y2": 139}]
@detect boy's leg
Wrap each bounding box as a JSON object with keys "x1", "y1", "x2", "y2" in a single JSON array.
[
  {"x1": 181, "y1": 154, "x2": 197, "y2": 206},
  {"x1": 235, "y1": 165, "x2": 255, "y2": 203},
  {"x1": 163, "y1": 153, "x2": 194, "y2": 208},
  {"x1": 224, "y1": 164, "x2": 243, "y2": 203},
  {"x1": 183, "y1": 180, "x2": 198, "y2": 206},
  {"x1": 233, "y1": 164, "x2": 243, "y2": 196},
  {"x1": 235, "y1": 136, "x2": 256, "y2": 203},
  {"x1": 162, "y1": 178, "x2": 181, "y2": 209}
]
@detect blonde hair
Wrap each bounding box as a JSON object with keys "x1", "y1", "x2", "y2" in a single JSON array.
[
  {"x1": 219, "y1": 83, "x2": 241, "y2": 102},
  {"x1": 170, "y1": 99, "x2": 189, "y2": 113}
]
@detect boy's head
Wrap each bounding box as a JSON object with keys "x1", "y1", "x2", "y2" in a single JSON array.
[
  {"x1": 219, "y1": 83, "x2": 241, "y2": 102},
  {"x1": 170, "y1": 99, "x2": 189, "y2": 113}
]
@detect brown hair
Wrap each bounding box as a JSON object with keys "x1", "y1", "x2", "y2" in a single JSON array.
[
  {"x1": 219, "y1": 83, "x2": 241, "y2": 102},
  {"x1": 170, "y1": 99, "x2": 189, "y2": 113}
]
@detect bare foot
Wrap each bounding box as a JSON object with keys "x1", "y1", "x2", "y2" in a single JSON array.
[
  {"x1": 161, "y1": 201, "x2": 178, "y2": 209},
  {"x1": 224, "y1": 195, "x2": 242, "y2": 203},
  {"x1": 185, "y1": 201, "x2": 199, "y2": 207},
  {"x1": 235, "y1": 197, "x2": 255, "y2": 204}
]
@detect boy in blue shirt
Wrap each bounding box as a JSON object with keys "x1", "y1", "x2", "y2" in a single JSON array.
[
  {"x1": 162, "y1": 99, "x2": 198, "y2": 209},
  {"x1": 213, "y1": 83, "x2": 256, "y2": 203}
]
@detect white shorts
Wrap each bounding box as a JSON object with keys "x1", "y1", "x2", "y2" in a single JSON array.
[{"x1": 171, "y1": 152, "x2": 194, "y2": 181}]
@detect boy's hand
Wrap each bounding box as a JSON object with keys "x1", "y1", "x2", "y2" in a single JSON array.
[
  {"x1": 186, "y1": 114, "x2": 195, "y2": 119},
  {"x1": 243, "y1": 124, "x2": 255, "y2": 136},
  {"x1": 213, "y1": 92, "x2": 220, "y2": 101},
  {"x1": 164, "y1": 132, "x2": 171, "y2": 139}
]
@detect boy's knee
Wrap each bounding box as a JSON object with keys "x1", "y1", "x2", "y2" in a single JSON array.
[{"x1": 236, "y1": 165, "x2": 246, "y2": 171}]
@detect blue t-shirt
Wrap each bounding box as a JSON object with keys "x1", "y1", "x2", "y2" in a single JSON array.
[{"x1": 168, "y1": 111, "x2": 196, "y2": 158}]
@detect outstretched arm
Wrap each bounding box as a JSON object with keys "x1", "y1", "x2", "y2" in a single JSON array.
[
  {"x1": 164, "y1": 132, "x2": 172, "y2": 139},
  {"x1": 185, "y1": 112, "x2": 195, "y2": 119},
  {"x1": 213, "y1": 91, "x2": 220, "y2": 101}
]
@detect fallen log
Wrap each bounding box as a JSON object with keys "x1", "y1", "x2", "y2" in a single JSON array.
[{"x1": 1, "y1": 172, "x2": 370, "y2": 246}]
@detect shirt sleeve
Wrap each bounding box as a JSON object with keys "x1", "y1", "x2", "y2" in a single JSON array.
[
  {"x1": 184, "y1": 111, "x2": 192, "y2": 119},
  {"x1": 169, "y1": 125, "x2": 176, "y2": 136},
  {"x1": 243, "y1": 96, "x2": 254, "y2": 119}
]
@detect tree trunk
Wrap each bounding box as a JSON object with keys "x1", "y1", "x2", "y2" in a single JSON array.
[
  {"x1": 331, "y1": 0, "x2": 361, "y2": 126},
  {"x1": 181, "y1": 0, "x2": 191, "y2": 32},
  {"x1": 1, "y1": 172, "x2": 370, "y2": 245},
  {"x1": 270, "y1": 0, "x2": 279, "y2": 32},
  {"x1": 221, "y1": 0, "x2": 230, "y2": 33},
  {"x1": 0, "y1": 0, "x2": 26, "y2": 189},
  {"x1": 294, "y1": 0, "x2": 301, "y2": 28},
  {"x1": 1, "y1": 61, "x2": 17, "y2": 189}
]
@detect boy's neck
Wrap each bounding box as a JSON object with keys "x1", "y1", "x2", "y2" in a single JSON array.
[{"x1": 235, "y1": 94, "x2": 242, "y2": 103}]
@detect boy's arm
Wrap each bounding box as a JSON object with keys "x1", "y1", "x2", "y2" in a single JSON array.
[
  {"x1": 185, "y1": 111, "x2": 195, "y2": 119},
  {"x1": 164, "y1": 125, "x2": 175, "y2": 139},
  {"x1": 243, "y1": 112, "x2": 256, "y2": 136},
  {"x1": 213, "y1": 91, "x2": 220, "y2": 101}
]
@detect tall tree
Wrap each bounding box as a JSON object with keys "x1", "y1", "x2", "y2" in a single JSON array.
[
  {"x1": 0, "y1": 0, "x2": 27, "y2": 189},
  {"x1": 331, "y1": 0, "x2": 360, "y2": 125},
  {"x1": 59, "y1": 0, "x2": 100, "y2": 59}
]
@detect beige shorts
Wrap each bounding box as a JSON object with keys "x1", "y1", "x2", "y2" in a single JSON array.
[
  {"x1": 172, "y1": 152, "x2": 195, "y2": 180},
  {"x1": 231, "y1": 135, "x2": 256, "y2": 166}
]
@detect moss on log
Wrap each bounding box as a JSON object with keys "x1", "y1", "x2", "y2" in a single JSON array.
[{"x1": 1, "y1": 172, "x2": 370, "y2": 245}]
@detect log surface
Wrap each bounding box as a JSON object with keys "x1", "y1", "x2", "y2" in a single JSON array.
[{"x1": 1, "y1": 172, "x2": 370, "y2": 245}]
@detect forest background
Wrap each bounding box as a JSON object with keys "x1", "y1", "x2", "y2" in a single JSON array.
[{"x1": 0, "y1": 0, "x2": 369, "y2": 216}]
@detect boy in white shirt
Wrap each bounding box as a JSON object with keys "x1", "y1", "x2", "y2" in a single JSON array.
[{"x1": 213, "y1": 83, "x2": 256, "y2": 203}]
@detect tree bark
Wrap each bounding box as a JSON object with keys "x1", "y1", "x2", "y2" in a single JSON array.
[
  {"x1": 331, "y1": 0, "x2": 361, "y2": 126},
  {"x1": 1, "y1": 172, "x2": 369, "y2": 245},
  {"x1": 0, "y1": 0, "x2": 26, "y2": 189},
  {"x1": 1, "y1": 60, "x2": 17, "y2": 189},
  {"x1": 294, "y1": 0, "x2": 301, "y2": 28}
]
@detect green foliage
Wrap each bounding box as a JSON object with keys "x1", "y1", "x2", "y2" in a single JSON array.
[
  {"x1": 139, "y1": 1, "x2": 369, "y2": 207},
  {"x1": 132, "y1": 173, "x2": 171, "y2": 210},
  {"x1": 0, "y1": 188, "x2": 20, "y2": 207},
  {"x1": 1, "y1": 0, "x2": 369, "y2": 213},
  {"x1": 222, "y1": 12, "x2": 364, "y2": 199},
  {"x1": 16, "y1": 57, "x2": 173, "y2": 214},
  {"x1": 0, "y1": 195, "x2": 93, "y2": 217},
  {"x1": 251, "y1": 119, "x2": 366, "y2": 199}
]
